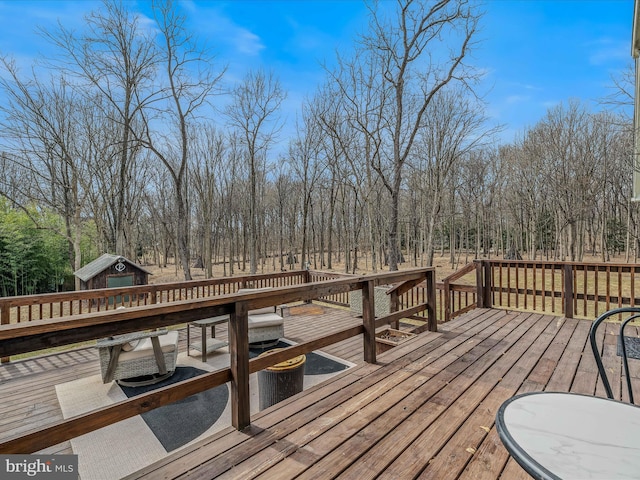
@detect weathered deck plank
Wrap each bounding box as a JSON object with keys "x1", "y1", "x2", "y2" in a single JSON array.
[
  {"x1": 367, "y1": 313, "x2": 553, "y2": 480},
  {"x1": 417, "y1": 314, "x2": 567, "y2": 480},
  {"x1": 296, "y1": 311, "x2": 529, "y2": 480}
]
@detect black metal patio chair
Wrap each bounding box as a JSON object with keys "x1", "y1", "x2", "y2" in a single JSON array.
[{"x1": 589, "y1": 306, "x2": 640, "y2": 404}]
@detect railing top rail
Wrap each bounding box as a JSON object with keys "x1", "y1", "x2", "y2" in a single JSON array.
[
  {"x1": 442, "y1": 262, "x2": 476, "y2": 283},
  {"x1": 0, "y1": 270, "x2": 308, "y2": 306},
  {"x1": 474, "y1": 259, "x2": 640, "y2": 270}
]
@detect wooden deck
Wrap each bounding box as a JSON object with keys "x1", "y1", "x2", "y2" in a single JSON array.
[
  {"x1": 127, "y1": 307, "x2": 631, "y2": 480},
  {"x1": 0, "y1": 305, "x2": 632, "y2": 479}
]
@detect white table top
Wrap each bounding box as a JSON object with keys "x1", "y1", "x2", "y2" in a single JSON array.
[{"x1": 496, "y1": 392, "x2": 640, "y2": 480}]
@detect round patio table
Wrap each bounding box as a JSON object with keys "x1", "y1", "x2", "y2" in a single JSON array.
[{"x1": 496, "y1": 391, "x2": 640, "y2": 480}]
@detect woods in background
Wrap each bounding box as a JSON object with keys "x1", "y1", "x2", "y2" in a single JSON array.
[{"x1": 0, "y1": 0, "x2": 636, "y2": 293}]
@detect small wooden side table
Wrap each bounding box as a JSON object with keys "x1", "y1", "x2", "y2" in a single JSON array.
[{"x1": 187, "y1": 316, "x2": 229, "y2": 362}]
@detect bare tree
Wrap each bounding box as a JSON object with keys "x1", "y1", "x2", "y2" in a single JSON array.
[
  {"x1": 332, "y1": 0, "x2": 481, "y2": 270},
  {"x1": 143, "y1": 166, "x2": 176, "y2": 269},
  {"x1": 601, "y1": 62, "x2": 634, "y2": 121},
  {"x1": 225, "y1": 69, "x2": 285, "y2": 274},
  {"x1": 287, "y1": 100, "x2": 328, "y2": 268},
  {"x1": 41, "y1": 0, "x2": 159, "y2": 255},
  {"x1": 191, "y1": 124, "x2": 227, "y2": 277},
  {"x1": 316, "y1": 71, "x2": 386, "y2": 272},
  {"x1": 410, "y1": 85, "x2": 492, "y2": 265},
  {"x1": 137, "y1": 0, "x2": 224, "y2": 280},
  {"x1": 0, "y1": 64, "x2": 94, "y2": 286},
  {"x1": 526, "y1": 101, "x2": 602, "y2": 261}
]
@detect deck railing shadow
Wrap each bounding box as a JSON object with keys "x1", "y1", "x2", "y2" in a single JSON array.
[{"x1": 0, "y1": 268, "x2": 436, "y2": 454}]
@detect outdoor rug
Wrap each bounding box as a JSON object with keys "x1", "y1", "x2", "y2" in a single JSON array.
[
  {"x1": 56, "y1": 353, "x2": 228, "y2": 480},
  {"x1": 119, "y1": 366, "x2": 229, "y2": 452},
  {"x1": 56, "y1": 344, "x2": 354, "y2": 480},
  {"x1": 618, "y1": 335, "x2": 640, "y2": 360}
]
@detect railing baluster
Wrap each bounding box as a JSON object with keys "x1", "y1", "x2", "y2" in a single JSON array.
[
  {"x1": 541, "y1": 263, "x2": 546, "y2": 312},
  {"x1": 618, "y1": 269, "x2": 623, "y2": 308},
  {"x1": 606, "y1": 266, "x2": 611, "y2": 311},
  {"x1": 583, "y1": 265, "x2": 587, "y2": 317}
]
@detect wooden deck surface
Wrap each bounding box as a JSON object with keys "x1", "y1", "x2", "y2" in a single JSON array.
[
  {"x1": 126, "y1": 307, "x2": 632, "y2": 480},
  {"x1": 0, "y1": 305, "x2": 633, "y2": 479}
]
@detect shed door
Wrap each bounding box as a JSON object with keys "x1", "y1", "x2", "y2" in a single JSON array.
[{"x1": 107, "y1": 275, "x2": 133, "y2": 305}]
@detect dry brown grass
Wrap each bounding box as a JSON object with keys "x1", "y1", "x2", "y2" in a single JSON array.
[
  {"x1": 146, "y1": 255, "x2": 461, "y2": 284},
  {"x1": 146, "y1": 253, "x2": 629, "y2": 287}
]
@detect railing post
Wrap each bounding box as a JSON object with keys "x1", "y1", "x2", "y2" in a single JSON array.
[
  {"x1": 362, "y1": 280, "x2": 377, "y2": 364},
  {"x1": 563, "y1": 264, "x2": 574, "y2": 319},
  {"x1": 476, "y1": 261, "x2": 485, "y2": 308},
  {"x1": 484, "y1": 261, "x2": 493, "y2": 308},
  {"x1": 476, "y1": 260, "x2": 493, "y2": 309},
  {"x1": 443, "y1": 276, "x2": 451, "y2": 323},
  {"x1": 303, "y1": 270, "x2": 312, "y2": 304},
  {"x1": 1, "y1": 301, "x2": 9, "y2": 363},
  {"x1": 229, "y1": 300, "x2": 250, "y2": 430},
  {"x1": 149, "y1": 285, "x2": 158, "y2": 305},
  {"x1": 390, "y1": 289, "x2": 399, "y2": 329},
  {"x1": 426, "y1": 269, "x2": 437, "y2": 332}
]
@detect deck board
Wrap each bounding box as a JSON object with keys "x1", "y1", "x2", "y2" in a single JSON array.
[{"x1": 1, "y1": 304, "x2": 635, "y2": 479}]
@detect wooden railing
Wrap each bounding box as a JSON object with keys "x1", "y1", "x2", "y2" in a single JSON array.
[
  {"x1": 438, "y1": 262, "x2": 477, "y2": 322},
  {"x1": 0, "y1": 268, "x2": 436, "y2": 453},
  {"x1": 475, "y1": 259, "x2": 640, "y2": 319},
  {"x1": 9, "y1": 256, "x2": 625, "y2": 356},
  {"x1": 0, "y1": 271, "x2": 310, "y2": 326},
  {"x1": 307, "y1": 268, "x2": 477, "y2": 325},
  {"x1": 308, "y1": 271, "x2": 351, "y2": 306}
]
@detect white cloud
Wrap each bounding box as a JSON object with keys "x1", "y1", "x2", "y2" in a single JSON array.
[
  {"x1": 187, "y1": 4, "x2": 265, "y2": 57},
  {"x1": 586, "y1": 37, "x2": 627, "y2": 66},
  {"x1": 234, "y1": 29, "x2": 265, "y2": 56},
  {"x1": 504, "y1": 82, "x2": 541, "y2": 92},
  {"x1": 505, "y1": 94, "x2": 531, "y2": 105}
]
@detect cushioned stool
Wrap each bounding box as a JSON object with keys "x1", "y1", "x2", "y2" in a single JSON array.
[{"x1": 237, "y1": 288, "x2": 285, "y2": 345}]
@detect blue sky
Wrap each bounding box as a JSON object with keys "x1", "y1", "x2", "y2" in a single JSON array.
[{"x1": 0, "y1": 0, "x2": 634, "y2": 147}]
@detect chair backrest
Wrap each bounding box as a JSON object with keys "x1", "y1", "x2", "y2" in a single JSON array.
[
  {"x1": 590, "y1": 306, "x2": 640, "y2": 404},
  {"x1": 237, "y1": 287, "x2": 276, "y2": 315}
]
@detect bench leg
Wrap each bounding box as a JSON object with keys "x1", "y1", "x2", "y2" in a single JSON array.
[
  {"x1": 104, "y1": 345, "x2": 123, "y2": 383},
  {"x1": 151, "y1": 336, "x2": 167, "y2": 375}
]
